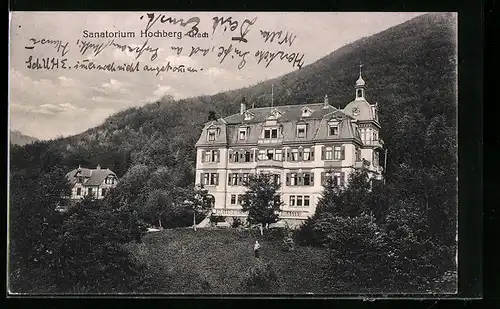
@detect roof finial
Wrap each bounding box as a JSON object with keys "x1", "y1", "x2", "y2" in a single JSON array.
[{"x1": 359, "y1": 61, "x2": 363, "y2": 78}]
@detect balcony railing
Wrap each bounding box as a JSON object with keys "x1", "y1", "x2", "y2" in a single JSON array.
[
  {"x1": 212, "y1": 208, "x2": 248, "y2": 217},
  {"x1": 280, "y1": 210, "x2": 310, "y2": 219},
  {"x1": 256, "y1": 159, "x2": 283, "y2": 168},
  {"x1": 364, "y1": 140, "x2": 384, "y2": 148},
  {"x1": 354, "y1": 161, "x2": 363, "y2": 168}
]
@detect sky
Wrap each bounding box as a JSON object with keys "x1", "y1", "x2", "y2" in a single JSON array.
[{"x1": 9, "y1": 12, "x2": 426, "y2": 140}]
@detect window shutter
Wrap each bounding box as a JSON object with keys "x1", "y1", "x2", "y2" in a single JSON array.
[
  {"x1": 250, "y1": 152, "x2": 254, "y2": 161},
  {"x1": 238, "y1": 174, "x2": 242, "y2": 184},
  {"x1": 217, "y1": 150, "x2": 220, "y2": 162},
  {"x1": 201, "y1": 173, "x2": 205, "y2": 185},
  {"x1": 341, "y1": 146, "x2": 346, "y2": 160},
  {"x1": 229, "y1": 151, "x2": 233, "y2": 163},
  {"x1": 311, "y1": 148, "x2": 315, "y2": 160},
  {"x1": 286, "y1": 151, "x2": 291, "y2": 161},
  {"x1": 216, "y1": 173, "x2": 220, "y2": 185},
  {"x1": 310, "y1": 173, "x2": 314, "y2": 186},
  {"x1": 321, "y1": 146, "x2": 325, "y2": 160},
  {"x1": 201, "y1": 150, "x2": 206, "y2": 163},
  {"x1": 228, "y1": 173, "x2": 232, "y2": 186},
  {"x1": 340, "y1": 172, "x2": 345, "y2": 187},
  {"x1": 298, "y1": 173, "x2": 303, "y2": 186},
  {"x1": 286, "y1": 173, "x2": 290, "y2": 186},
  {"x1": 298, "y1": 148, "x2": 303, "y2": 161},
  {"x1": 239, "y1": 152, "x2": 244, "y2": 161}
]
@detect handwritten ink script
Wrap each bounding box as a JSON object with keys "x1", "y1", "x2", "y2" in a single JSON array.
[{"x1": 21, "y1": 13, "x2": 306, "y2": 75}]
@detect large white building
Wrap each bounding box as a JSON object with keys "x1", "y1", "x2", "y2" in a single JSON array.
[{"x1": 195, "y1": 71, "x2": 384, "y2": 225}]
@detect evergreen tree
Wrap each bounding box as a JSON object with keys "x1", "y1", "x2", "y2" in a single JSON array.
[{"x1": 241, "y1": 173, "x2": 282, "y2": 234}]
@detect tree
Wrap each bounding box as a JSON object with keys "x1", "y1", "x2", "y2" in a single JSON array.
[
  {"x1": 183, "y1": 184, "x2": 213, "y2": 231},
  {"x1": 241, "y1": 173, "x2": 282, "y2": 235}
]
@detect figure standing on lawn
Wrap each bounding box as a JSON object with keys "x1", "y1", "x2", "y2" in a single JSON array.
[{"x1": 254, "y1": 240, "x2": 261, "y2": 258}]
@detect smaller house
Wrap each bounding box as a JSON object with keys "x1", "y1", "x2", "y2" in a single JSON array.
[{"x1": 65, "y1": 165, "x2": 118, "y2": 200}]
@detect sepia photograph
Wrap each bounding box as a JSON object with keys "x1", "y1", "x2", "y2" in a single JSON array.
[{"x1": 8, "y1": 11, "x2": 458, "y2": 295}]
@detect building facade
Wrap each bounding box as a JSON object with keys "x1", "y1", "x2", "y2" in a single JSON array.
[
  {"x1": 194, "y1": 72, "x2": 384, "y2": 225},
  {"x1": 65, "y1": 165, "x2": 118, "y2": 200}
]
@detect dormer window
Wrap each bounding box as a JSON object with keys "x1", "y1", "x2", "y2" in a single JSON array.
[
  {"x1": 270, "y1": 109, "x2": 282, "y2": 119},
  {"x1": 297, "y1": 124, "x2": 307, "y2": 138},
  {"x1": 302, "y1": 107, "x2": 313, "y2": 117},
  {"x1": 208, "y1": 131, "x2": 216, "y2": 141},
  {"x1": 328, "y1": 124, "x2": 339, "y2": 136},
  {"x1": 244, "y1": 111, "x2": 254, "y2": 121},
  {"x1": 264, "y1": 128, "x2": 278, "y2": 139},
  {"x1": 239, "y1": 128, "x2": 247, "y2": 140}
]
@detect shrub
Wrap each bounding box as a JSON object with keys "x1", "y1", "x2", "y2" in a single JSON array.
[
  {"x1": 231, "y1": 217, "x2": 243, "y2": 228},
  {"x1": 241, "y1": 261, "x2": 280, "y2": 293}
]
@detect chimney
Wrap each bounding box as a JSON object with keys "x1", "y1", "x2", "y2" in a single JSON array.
[
  {"x1": 240, "y1": 98, "x2": 247, "y2": 115},
  {"x1": 323, "y1": 94, "x2": 329, "y2": 108},
  {"x1": 96, "y1": 164, "x2": 101, "y2": 170}
]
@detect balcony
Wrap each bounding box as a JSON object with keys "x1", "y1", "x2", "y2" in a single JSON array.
[
  {"x1": 364, "y1": 140, "x2": 384, "y2": 149},
  {"x1": 354, "y1": 161, "x2": 364, "y2": 168},
  {"x1": 280, "y1": 210, "x2": 310, "y2": 219},
  {"x1": 256, "y1": 159, "x2": 283, "y2": 168},
  {"x1": 213, "y1": 208, "x2": 247, "y2": 217}
]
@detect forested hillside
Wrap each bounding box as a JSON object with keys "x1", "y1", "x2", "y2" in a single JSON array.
[{"x1": 9, "y1": 12, "x2": 458, "y2": 293}]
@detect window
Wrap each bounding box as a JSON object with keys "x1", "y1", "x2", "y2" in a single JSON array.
[
  {"x1": 264, "y1": 129, "x2": 270, "y2": 138},
  {"x1": 203, "y1": 173, "x2": 219, "y2": 186},
  {"x1": 242, "y1": 173, "x2": 249, "y2": 184},
  {"x1": 357, "y1": 89, "x2": 363, "y2": 98},
  {"x1": 88, "y1": 188, "x2": 93, "y2": 196},
  {"x1": 76, "y1": 188, "x2": 81, "y2": 196},
  {"x1": 266, "y1": 149, "x2": 274, "y2": 160},
  {"x1": 244, "y1": 151, "x2": 253, "y2": 162},
  {"x1": 302, "y1": 108, "x2": 312, "y2": 117},
  {"x1": 203, "y1": 150, "x2": 219, "y2": 163},
  {"x1": 77, "y1": 176, "x2": 83, "y2": 183},
  {"x1": 324, "y1": 171, "x2": 343, "y2": 186},
  {"x1": 304, "y1": 196, "x2": 310, "y2": 207},
  {"x1": 303, "y1": 148, "x2": 311, "y2": 161},
  {"x1": 239, "y1": 128, "x2": 247, "y2": 140},
  {"x1": 101, "y1": 188, "x2": 107, "y2": 197},
  {"x1": 329, "y1": 125, "x2": 339, "y2": 136},
  {"x1": 271, "y1": 129, "x2": 278, "y2": 138},
  {"x1": 373, "y1": 131, "x2": 378, "y2": 141},
  {"x1": 265, "y1": 128, "x2": 278, "y2": 139},
  {"x1": 290, "y1": 173, "x2": 298, "y2": 186},
  {"x1": 334, "y1": 146, "x2": 342, "y2": 160},
  {"x1": 244, "y1": 112, "x2": 253, "y2": 120},
  {"x1": 273, "y1": 174, "x2": 281, "y2": 185},
  {"x1": 275, "y1": 149, "x2": 283, "y2": 161},
  {"x1": 208, "y1": 130, "x2": 216, "y2": 141},
  {"x1": 297, "y1": 124, "x2": 306, "y2": 138},
  {"x1": 356, "y1": 147, "x2": 361, "y2": 161},
  {"x1": 228, "y1": 173, "x2": 240, "y2": 186},
  {"x1": 237, "y1": 195, "x2": 243, "y2": 205},
  {"x1": 303, "y1": 173, "x2": 311, "y2": 186},
  {"x1": 289, "y1": 195, "x2": 310, "y2": 207},
  {"x1": 373, "y1": 151, "x2": 380, "y2": 166},
  {"x1": 230, "y1": 194, "x2": 237, "y2": 205},
  {"x1": 296, "y1": 196, "x2": 303, "y2": 207},
  {"x1": 291, "y1": 149, "x2": 299, "y2": 161},
  {"x1": 258, "y1": 150, "x2": 266, "y2": 160},
  {"x1": 325, "y1": 147, "x2": 333, "y2": 160}
]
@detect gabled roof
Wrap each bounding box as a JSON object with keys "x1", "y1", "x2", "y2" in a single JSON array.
[{"x1": 66, "y1": 167, "x2": 117, "y2": 186}]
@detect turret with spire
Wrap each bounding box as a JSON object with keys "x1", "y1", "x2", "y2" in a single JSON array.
[{"x1": 355, "y1": 63, "x2": 366, "y2": 100}]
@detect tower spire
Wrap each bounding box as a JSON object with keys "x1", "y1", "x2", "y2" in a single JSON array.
[{"x1": 355, "y1": 62, "x2": 366, "y2": 100}]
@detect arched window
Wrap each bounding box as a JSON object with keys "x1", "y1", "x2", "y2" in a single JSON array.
[{"x1": 357, "y1": 89, "x2": 363, "y2": 98}]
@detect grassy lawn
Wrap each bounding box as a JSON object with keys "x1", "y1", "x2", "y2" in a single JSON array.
[{"x1": 126, "y1": 228, "x2": 331, "y2": 294}]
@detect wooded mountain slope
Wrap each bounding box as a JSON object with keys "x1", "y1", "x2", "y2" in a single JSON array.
[{"x1": 11, "y1": 12, "x2": 457, "y2": 189}]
